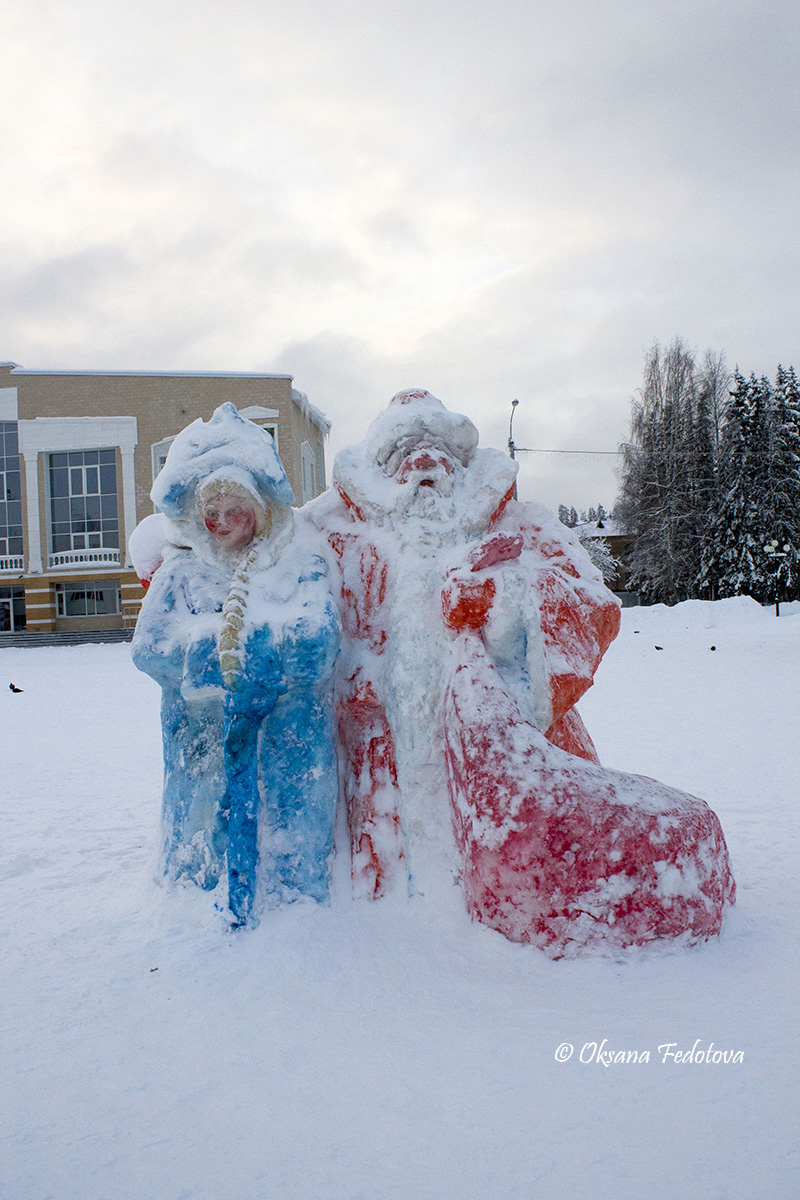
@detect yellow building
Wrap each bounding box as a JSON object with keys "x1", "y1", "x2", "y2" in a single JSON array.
[{"x1": 0, "y1": 363, "x2": 329, "y2": 636}]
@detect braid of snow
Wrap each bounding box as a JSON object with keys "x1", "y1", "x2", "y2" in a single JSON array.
[{"x1": 219, "y1": 534, "x2": 266, "y2": 692}]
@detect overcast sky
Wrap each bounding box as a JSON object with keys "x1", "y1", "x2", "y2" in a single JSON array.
[{"x1": 2, "y1": 0, "x2": 798, "y2": 511}]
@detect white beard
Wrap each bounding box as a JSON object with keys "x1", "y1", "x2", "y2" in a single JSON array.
[
  {"x1": 391, "y1": 484, "x2": 462, "y2": 550},
  {"x1": 382, "y1": 541, "x2": 457, "y2": 892}
]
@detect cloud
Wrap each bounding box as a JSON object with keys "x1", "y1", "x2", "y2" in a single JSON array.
[{"x1": 1, "y1": 0, "x2": 798, "y2": 513}]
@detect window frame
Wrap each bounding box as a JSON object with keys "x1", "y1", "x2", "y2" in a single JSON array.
[
  {"x1": 47, "y1": 448, "x2": 119, "y2": 557},
  {"x1": 300, "y1": 440, "x2": 317, "y2": 504},
  {"x1": 53, "y1": 579, "x2": 121, "y2": 619}
]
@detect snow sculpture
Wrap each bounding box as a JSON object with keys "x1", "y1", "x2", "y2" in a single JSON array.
[
  {"x1": 308, "y1": 388, "x2": 735, "y2": 953},
  {"x1": 131, "y1": 404, "x2": 340, "y2": 926}
]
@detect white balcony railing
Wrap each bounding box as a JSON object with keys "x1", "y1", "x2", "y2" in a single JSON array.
[
  {"x1": 48, "y1": 548, "x2": 122, "y2": 570},
  {"x1": 0, "y1": 555, "x2": 25, "y2": 573}
]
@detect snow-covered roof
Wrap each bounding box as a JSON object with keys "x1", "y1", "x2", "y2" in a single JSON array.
[
  {"x1": 291, "y1": 388, "x2": 331, "y2": 435},
  {"x1": 7, "y1": 366, "x2": 293, "y2": 380}
]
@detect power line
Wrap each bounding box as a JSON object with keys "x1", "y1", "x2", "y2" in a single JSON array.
[
  {"x1": 513, "y1": 447, "x2": 621, "y2": 456},
  {"x1": 507, "y1": 400, "x2": 623, "y2": 458}
]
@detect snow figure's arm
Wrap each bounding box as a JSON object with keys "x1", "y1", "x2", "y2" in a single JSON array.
[
  {"x1": 442, "y1": 535, "x2": 553, "y2": 731},
  {"x1": 508, "y1": 505, "x2": 621, "y2": 728},
  {"x1": 480, "y1": 567, "x2": 553, "y2": 732},
  {"x1": 180, "y1": 619, "x2": 225, "y2": 702},
  {"x1": 442, "y1": 515, "x2": 620, "y2": 732},
  {"x1": 129, "y1": 512, "x2": 173, "y2": 588},
  {"x1": 131, "y1": 561, "x2": 193, "y2": 690},
  {"x1": 533, "y1": 566, "x2": 619, "y2": 725},
  {"x1": 287, "y1": 555, "x2": 341, "y2": 682}
]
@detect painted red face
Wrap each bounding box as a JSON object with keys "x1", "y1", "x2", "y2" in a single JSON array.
[
  {"x1": 202, "y1": 495, "x2": 258, "y2": 549},
  {"x1": 396, "y1": 446, "x2": 455, "y2": 486}
]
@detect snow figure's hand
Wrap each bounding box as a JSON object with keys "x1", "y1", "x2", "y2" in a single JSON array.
[
  {"x1": 227, "y1": 625, "x2": 287, "y2": 720},
  {"x1": 442, "y1": 571, "x2": 497, "y2": 631},
  {"x1": 442, "y1": 533, "x2": 523, "y2": 630},
  {"x1": 281, "y1": 603, "x2": 340, "y2": 686},
  {"x1": 466, "y1": 533, "x2": 523, "y2": 573},
  {"x1": 227, "y1": 673, "x2": 286, "y2": 721},
  {"x1": 481, "y1": 568, "x2": 553, "y2": 733},
  {"x1": 128, "y1": 512, "x2": 171, "y2": 589}
]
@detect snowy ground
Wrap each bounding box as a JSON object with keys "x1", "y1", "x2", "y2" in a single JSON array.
[{"x1": 2, "y1": 598, "x2": 798, "y2": 1200}]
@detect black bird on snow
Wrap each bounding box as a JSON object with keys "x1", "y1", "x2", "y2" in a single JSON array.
[{"x1": 9, "y1": 683, "x2": 23, "y2": 693}]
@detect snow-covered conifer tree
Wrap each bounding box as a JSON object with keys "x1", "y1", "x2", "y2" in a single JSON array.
[
  {"x1": 694, "y1": 352, "x2": 728, "y2": 598},
  {"x1": 617, "y1": 338, "x2": 702, "y2": 603},
  {"x1": 714, "y1": 372, "x2": 773, "y2": 602},
  {"x1": 763, "y1": 365, "x2": 800, "y2": 601}
]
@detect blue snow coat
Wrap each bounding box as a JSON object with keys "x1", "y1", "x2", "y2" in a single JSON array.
[{"x1": 131, "y1": 515, "x2": 341, "y2": 916}]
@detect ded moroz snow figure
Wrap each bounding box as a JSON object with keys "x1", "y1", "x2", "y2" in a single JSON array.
[
  {"x1": 308, "y1": 388, "x2": 735, "y2": 954},
  {"x1": 131, "y1": 403, "x2": 340, "y2": 926}
]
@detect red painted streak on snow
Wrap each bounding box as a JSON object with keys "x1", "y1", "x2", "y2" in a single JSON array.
[
  {"x1": 545, "y1": 709, "x2": 600, "y2": 763},
  {"x1": 336, "y1": 481, "x2": 367, "y2": 523},
  {"x1": 392, "y1": 389, "x2": 431, "y2": 404},
  {"x1": 137, "y1": 554, "x2": 164, "y2": 589},
  {"x1": 337, "y1": 676, "x2": 403, "y2": 898},
  {"x1": 442, "y1": 576, "x2": 497, "y2": 631},
  {"x1": 487, "y1": 484, "x2": 516, "y2": 529},
  {"x1": 329, "y1": 532, "x2": 388, "y2": 653},
  {"x1": 535, "y1": 569, "x2": 621, "y2": 726},
  {"x1": 328, "y1": 508, "x2": 405, "y2": 893},
  {"x1": 467, "y1": 533, "x2": 523, "y2": 573}
]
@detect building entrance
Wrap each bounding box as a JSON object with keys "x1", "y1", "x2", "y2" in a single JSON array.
[{"x1": 0, "y1": 586, "x2": 26, "y2": 632}]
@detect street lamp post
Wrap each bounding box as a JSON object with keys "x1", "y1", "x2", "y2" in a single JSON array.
[
  {"x1": 507, "y1": 398, "x2": 536, "y2": 499},
  {"x1": 764, "y1": 540, "x2": 790, "y2": 616},
  {"x1": 508, "y1": 398, "x2": 519, "y2": 499},
  {"x1": 508, "y1": 398, "x2": 519, "y2": 461}
]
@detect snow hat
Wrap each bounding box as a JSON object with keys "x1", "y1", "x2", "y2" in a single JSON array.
[
  {"x1": 152, "y1": 402, "x2": 295, "y2": 519},
  {"x1": 364, "y1": 389, "x2": 480, "y2": 471}
]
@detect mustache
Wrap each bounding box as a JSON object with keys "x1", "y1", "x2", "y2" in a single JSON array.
[{"x1": 403, "y1": 468, "x2": 454, "y2": 496}]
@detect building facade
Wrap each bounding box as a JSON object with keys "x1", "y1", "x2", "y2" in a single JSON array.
[{"x1": 0, "y1": 364, "x2": 329, "y2": 635}]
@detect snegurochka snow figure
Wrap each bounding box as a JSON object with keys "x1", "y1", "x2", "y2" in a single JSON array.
[
  {"x1": 131, "y1": 404, "x2": 340, "y2": 926},
  {"x1": 308, "y1": 388, "x2": 735, "y2": 954}
]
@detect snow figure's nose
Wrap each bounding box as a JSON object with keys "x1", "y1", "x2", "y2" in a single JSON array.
[{"x1": 396, "y1": 448, "x2": 454, "y2": 482}]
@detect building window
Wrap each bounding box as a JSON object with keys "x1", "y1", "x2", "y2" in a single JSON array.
[
  {"x1": 0, "y1": 585, "x2": 26, "y2": 632},
  {"x1": 315, "y1": 439, "x2": 325, "y2": 491},
  {"x1": 239, "y1": 407, "x2": 280, "y2": 450},
  {"x1": 258, "y1": 423, "x2": 278, "y2": 448},
  {"x1": 301, "y1": 441, "x2": 317, "y2": 503},
  {"x1": 0, "y1": 422, "x2": 23, "y2": 562},
  {"x1": 54, "y1": 579, "x2": 121, "y2": 618},
  {"x1": 151, "y1": 437, "x2": 175, "y2": 485},
  {"x1": 49, "y1": 449, "x2": 119, "y2": 554}
]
